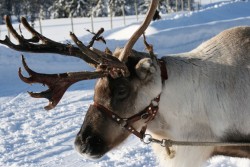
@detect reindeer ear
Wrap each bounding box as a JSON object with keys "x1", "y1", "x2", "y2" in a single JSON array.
[{"x1": 135, "y1": 58, "x2": 156, "y2": 80}]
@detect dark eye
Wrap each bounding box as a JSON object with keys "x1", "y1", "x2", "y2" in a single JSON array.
[{"x1": 116, "y1": 86, "x2": 129, "y2": 99}]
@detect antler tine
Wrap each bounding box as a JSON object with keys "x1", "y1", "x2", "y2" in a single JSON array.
[
  {"x1": 4, "y1": 15, "x2": 24, "y2": 42},
  {"x1": 87, "y1": 28, "x2": 106, "y2": 48},
  {"x1": 20, "y1": 17, "x2": 58, "y2": 44},
  {"x1": 0, "y1": 16, "x2": 98, "y2": 67},
  {"x1": 19, "y1": 17, "x2": 48, "y2": 45},
  {"x1": 0, "y1": 15, "x2": 26, "y2": 50},
  {"x1": 119, "y1": 0, "x2": 159, "y2": 62},
  {"x1": 70, "y1": 32, "x2": 129, "y2": 77},
  {"x1": 70, "y1": 32, "x2": 105, "y2": 64},
  {"x1": 19, "y1": 55, "x2": 107, "y2": 110},
  {"x1": 0, "y1": 34, "x2": 17, "y2": 50}
]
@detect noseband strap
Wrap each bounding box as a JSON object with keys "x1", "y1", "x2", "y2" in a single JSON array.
[{"x1": 93, "y1": 95, "x2": 161, "y2": 139}]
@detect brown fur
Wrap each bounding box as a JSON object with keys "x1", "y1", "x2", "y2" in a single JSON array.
[
  {"x1": 212, "y1": 130, "x2": 250, "y2": 158},
  {"x1": 212, "y1": 146, "x2": 250, "y2": 158}
]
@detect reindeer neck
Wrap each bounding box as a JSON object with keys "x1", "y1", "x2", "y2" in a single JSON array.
[
  {"x1": 148, "y1": 52, "x2": 208, "y2": 137},
  {"x1": 161, "y1": 52, "x2": 204, "y2": 85}
]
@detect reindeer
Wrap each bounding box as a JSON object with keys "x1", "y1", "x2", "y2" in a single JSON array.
[{"x1": 1, "y1": 0, "x2": 250, "y2": 166}]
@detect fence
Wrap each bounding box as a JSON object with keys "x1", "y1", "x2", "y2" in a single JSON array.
[{"x1": 0, "y1": 0, "x2": 224, "y2": 40}]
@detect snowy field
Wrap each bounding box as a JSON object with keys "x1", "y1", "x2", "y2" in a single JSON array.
[{"x1": 1, "y1": 1, "x2": 250, "y2": 166}]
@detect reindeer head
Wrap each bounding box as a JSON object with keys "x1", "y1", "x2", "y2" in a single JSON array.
[
  {"x1": 74, "y1": 48, "x2": 163, "y2": 159},
  {"x1": 0, "y1": 0, "x2": 162, "y2": 159}
]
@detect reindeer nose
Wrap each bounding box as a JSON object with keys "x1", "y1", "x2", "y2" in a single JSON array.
[
  {"x1": 86, "y1": 136, "x2": 104, "y2": 151},
  {"x1": 75, "y1": 134, "x2": 105, "y2": 159}
]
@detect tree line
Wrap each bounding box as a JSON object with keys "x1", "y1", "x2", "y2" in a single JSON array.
[{"x1": 0, "y1": 0, "x2": 195, "y2": 24}]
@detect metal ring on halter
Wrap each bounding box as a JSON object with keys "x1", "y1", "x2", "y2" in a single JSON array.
[
  {"x1": 151, "y1": 100, "x2": 159, "y2": 107},
  {"x1": 120, "y1": 119, "x2": 128, "y2": 127},
  {"x1": 160, "y1": 139, "x2": 167, "y2": 147},
  {"x1": 141, "y1": 113, "x2": 149, "y2": 120},
  {"x1": 142, "y1": 134, "x2": 152, "y2": 144}
]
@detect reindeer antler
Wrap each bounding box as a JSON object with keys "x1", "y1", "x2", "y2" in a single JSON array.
[
  {"x1": 0, "y1": 15, "x2": 130, "y2": 110},
  {"x1": 0, "y1": 0, "x2": 158, "y2": 110},
  {"x1": 19, "y1": 55, "x2": 107, "y2": 110},
  {"x1": 0, "y1": 16, "x2": 98, "y2": 67},
  {"x1": 70, "y1": 33, "x2": 129, "y2": 77},
  {"x1": 119, "y1": 0, "x2": 159, "y2": 62}
]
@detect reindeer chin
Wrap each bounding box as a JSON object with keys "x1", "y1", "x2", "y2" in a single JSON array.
[{"x1": 74, "y1": 134, "x2": 109, "y2": 160}]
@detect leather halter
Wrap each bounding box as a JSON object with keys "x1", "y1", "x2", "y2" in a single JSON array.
[
  {"x1": 93, "y1": 95, "x2": 161, "y2": 139},
  {"x1": 92, "y1": 59, "x2": 167, "y2": 140}
]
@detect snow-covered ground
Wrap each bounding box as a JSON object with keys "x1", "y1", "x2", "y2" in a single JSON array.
[{"x1": 1, "y1": 1, "x2": 250, "y2": 166}]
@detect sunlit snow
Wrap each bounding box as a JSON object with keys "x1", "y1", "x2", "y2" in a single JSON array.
[{"x1": 1, "y1": 1, "x2": 250, "y2": 166}]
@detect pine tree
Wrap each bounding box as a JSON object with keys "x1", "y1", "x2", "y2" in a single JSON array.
[
  {"x1": 137, "y1": 0, "x2": 151, "y2": 14},
  {"x1": 12, "y1": 0, "x2": 23, "y2": 22},
  {"x1": 50, "y1": 0, "x2": 93, "y2": 18},
  {"x1": 0, "y1": 0, "x2": 12, "y2": 24},
  {"x1": 69, "y1": 0, "x2": 89, "y2": 17},
  {"x1": 5, "y1": 0, "x2": 12, "y2": 16},
  {"x1": 92, "y1": 0, "x2": 108, "y2": 17},
  {"x1": 28, "y1": 0, "x2": 40, "y2": 26},
  {"x1": 40, "y1": 0, "x2": 53, "y2": 19},
  {"x1": 0, "y1": 0, "x2": 5, "y2": 24},
  {"x1": 109, "y1": 0, "x2": 126, "y2": 16},
  {"x1": 49, "y1": 0, "x2": 67, "y2": 18}
]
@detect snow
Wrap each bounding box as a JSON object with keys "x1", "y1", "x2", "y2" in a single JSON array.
[{"x1": 1, "y1": 1, "x2": 250, "y2": 166}]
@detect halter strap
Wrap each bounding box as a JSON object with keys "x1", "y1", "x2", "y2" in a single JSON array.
[
  {"x1": 93, "y1": 95, "x2": 161, "y2": 139},
  {"x1": 159, "y1": 59, "x2": 168, "y2": 82}
]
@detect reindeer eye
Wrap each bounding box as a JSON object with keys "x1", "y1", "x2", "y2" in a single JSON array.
[{"x1": 116, "y1": 86, "x2": 129, "y2": 99}]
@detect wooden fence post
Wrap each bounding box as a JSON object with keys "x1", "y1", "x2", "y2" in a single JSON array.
[
  {"x1": 134, "y1": 1, "x2": 138, "y2": 21},
  {"x1": 181, "y1": 0, "x2": 184, "y2": 11},
  {"x1": 70, "y1": 16, "x2": 74, "y2": 33},
  {"x1": 110, "y1": 4, "x2": 113, "y2": 29},
  {"x1": 176, "y1": 0, "x2": 178, "y2": 12},
  {"x1": 166, "y1": 0, "x2": 170, "y2": 13},
  {"x1": 39, "y1": 17, "x2": 43, "y2": 35},
  {"x1": 91, "y1": 9, "x2": 94, "y2": 32},
  {"x1": 122, "y1": 3, "x2": 126, "y2": 26},
  {"x1": 188, "y1": 0, "x2": 191, "y2": 11}
]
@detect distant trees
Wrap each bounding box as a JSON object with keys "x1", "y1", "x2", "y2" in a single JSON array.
[
  {"x1": 92, "y1": 0, "x2": 108, "y2": 17},
  {"x1": 138, "y1": 0, "x2": 152, "y2": 14},
  {"x1": 173, "y1": 0, "x2": 195, "y2": 11},
  {"x1": 49, "y1": 0, "x2": 97, "y2": 18},
  {"x1": 0, "y1": 0, "x2": 196, "y2": 24},
  {"x1": 0, "y1": 0, "x2": 12, "y2": 24}
]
